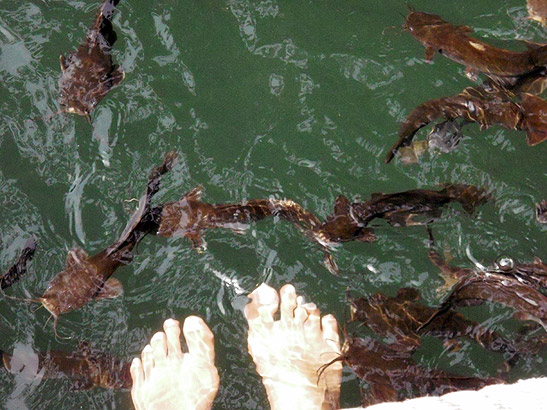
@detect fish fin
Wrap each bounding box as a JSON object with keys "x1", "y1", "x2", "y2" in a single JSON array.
[
  {"x1": 396, "y1": 287, "x2": 420, "y2": 301},
  {"x1": 333, "y1": 195, "x2": 350, "y2": 215},
  {"x1": 59, "y1": 55, "x2": 67, "y2": 72},
  {"x1": 186, "y1": 231, "x2": 206, "y2": 252},
  {"x1": 94, "y1": 277, "x2": 124, "y2": 300},
  {"x1": 356, "y1": 227, "x2": 376, "y2": 242},
  {"x1": 525, "y1": 128, "x2": 547, "y2": 146},
  {"x1": 110, "y1": 66, "x2": 125, "y2": 88},
  {"x1": 184, "y1": 185, "x2": 203, "y2": 202},
  {"x1": 424, "y1": 46, "x2": 436, "y2": 62},
  {"x1": 66, "y1": 248, "x2": 89, "y2": 269},
  {"x1": 456, "y1": 25, "x2": 473, "y2": 33},
  {"x1": 323, "y1": 251, "x2": 339, "y2": 275}
]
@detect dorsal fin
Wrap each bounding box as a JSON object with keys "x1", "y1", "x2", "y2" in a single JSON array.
[
  {"x1": 184, "y1": 185, "x2": 203, "y2": 202},
  {"x1": 66, "y1": 248, "x2": 89, "y2": 268},
  {"x1": 334, "y1": 195, "x2": 350, "y2": 215}
]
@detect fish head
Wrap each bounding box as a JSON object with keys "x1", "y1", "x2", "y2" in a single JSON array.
[{"x1": 405, "y1": 11, "x2": 446, "y2": 35}]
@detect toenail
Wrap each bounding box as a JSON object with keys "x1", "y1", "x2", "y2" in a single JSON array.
[
  {"x1": 184, "y1": 316, "x2": 204, "y2": 332},
  {"x1": 151, "y1": 332, "x2": 165, "y2": 342},
  {"x1": 143, "y1": 345, "x2": 153, "y2": 353},
  {"x1": 164, "y1": 318, "x2": 179, "y2": 328},
  {"x1": 256, "y1": 287, "x2": 277, "y2": 304},
  {"x1": 296, "y1": 295, "x2": 305, "y2": 305}
]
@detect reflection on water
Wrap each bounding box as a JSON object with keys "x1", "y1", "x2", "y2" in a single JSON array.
[{"x1": 0, "y1": 0, "x2": 545, "y2": 408}]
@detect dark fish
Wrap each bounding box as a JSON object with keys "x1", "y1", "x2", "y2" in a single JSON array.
[
  {"x1": 385, "y1": 86, "x2": 547, "y2": 163},
  {"x1": 0, "y1": 342, "x2": 130, "y2": 390},
  {"x1": 420, "y1": 256, "x2": 547, "y2": 332},
  {"x1": 331, "y1": 336, "x2": 503, "y2": 405},
  {"x1": 405, "y1": 11, "x2": 547, "y2": 79},
  {"x1": 1, "y1": 237, "x2": 37, "y2": 290},
  {"x1": 350, "y1": 184, "x2": 489, "y2": 226},
  {"x1": 58, "y1": 0, "x2": 123, "y2": 121},
  {"x1": 349, "y1": 288, "x2": 522, "y2": 357},
  {"x1": 38, "y1": 153, "x2": 175, "y2": 332}
]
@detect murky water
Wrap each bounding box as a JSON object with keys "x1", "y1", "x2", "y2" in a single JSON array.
[{"x1": 0, "y1": 0, "x2": 545, "y2": 408}]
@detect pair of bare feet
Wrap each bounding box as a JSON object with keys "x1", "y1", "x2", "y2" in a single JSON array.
[{"x1": 130, "y1": 283, "x2": 342, "y2": 410}]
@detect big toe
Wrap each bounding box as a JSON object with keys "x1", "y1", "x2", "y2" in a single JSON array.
[
  {"x1": 244, "y1": 283, "x2": 280, "y2": 326},
  {"x1": 183, "y1": 316, "x2": 216, "y2": 365}
]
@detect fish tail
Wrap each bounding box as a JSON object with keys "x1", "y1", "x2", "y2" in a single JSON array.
[{"x1": 442, "y1": 184, "x2": 489, "y2": 214}]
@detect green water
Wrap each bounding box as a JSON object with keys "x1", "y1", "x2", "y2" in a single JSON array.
[{"x1": 0, "y1": 0, "x2": 545, "y2": 408}]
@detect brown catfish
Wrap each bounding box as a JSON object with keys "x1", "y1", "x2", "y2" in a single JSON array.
[
  {"x1": 350, "y1": 184, "x2": 488, "y2": 226},
  {"x1": 58, "y1": 0, "x2": 123, "y2": 121},
  {"x1": 349, "y1": 288, "x2": 524, "y2": 357},
  {"x1": 405, "y1": 11, "x2": 547, "y2": 79},
  {"x1": 1, "y1": 237, "x2": 37, "y2": 290},
  {"x1": 329, "y1": 336, "x2": 503, "y2": 405},
  {"x1": 385, "y1": 86, "x2": 547, "y2": 163},
  {"x1": 0, "y1": 342, "x2": 130, "y2": 390},
  {"x1": 36, "y1": 153, "x2": 175, "y2": 332},
  {"x1": 419, "y1": 265, "x2": 547, "y2": 333}
]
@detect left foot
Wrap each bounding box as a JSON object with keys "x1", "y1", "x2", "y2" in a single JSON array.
[{"x1": 130, "y1": 317, "x2": 219, "y2": 410}]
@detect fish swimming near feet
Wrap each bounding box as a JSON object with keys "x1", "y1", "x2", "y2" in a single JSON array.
[
  {"x1": 404, "y1": 11, "x2": 547, "y2": 81},
  {"x1": 1, "y1": 237, "x2": 37, "y2": 291},
  {"x1": 0, "y1": 341, "x2": 131, "y2": 390},
  {"x1": 321, "y1": 336, "x2": 504, "y2": 406},
  {"x1": 385, "y1": 86, "x2": 547, "y2": 163},
  {"x1": 29, "y1": 153, "x2": 176, "y2": 336},
  {"x1": 57, "y1": 0, "x2": 124, "y2": 122},
  {"x1": 348, "y1": 288, "x2": 527, "y2": 359}
]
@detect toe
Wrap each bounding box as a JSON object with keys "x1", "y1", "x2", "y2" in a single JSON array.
[
  {"x1": 150, "y1": 331, "x2": 168, "y2": 364},
  {"x1": 321, "y1": 314, "x2": 340, "y2": 352},
  {"x1": 303, "y1": 303, "x2": 321, "y2": 334},
  {"x1": 130, "y1": 358, "x2": 144, "y2": 410},
  {"x1": 141, "y1": 344, "x2": 154, "y2": 379},
  {"x1": 280, "y1": 284, "x2": 298, "y2": 323},
  {"x1": 183, "y1": 316, "x2": 216, "y2": 364},
  {"x1": 163, "y1": 318, "x2": 183, "y2": 359},
  {"x1": 244, "y1": 283, "x2": 279, "y2": 325}
]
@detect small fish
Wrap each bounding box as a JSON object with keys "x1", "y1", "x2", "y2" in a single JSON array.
[
  {"x1": 1, "y1": 237, "x2": 37, "y2": 290},
  {"x1": 58, "y1": 0, "x2": 124, "y2": 122},
  {"x1": 0, "y1": 341, "x2": 131, "y2": 390},
  {"x1": 404, "y1": 11, "x2": 547, "y2": 79}
]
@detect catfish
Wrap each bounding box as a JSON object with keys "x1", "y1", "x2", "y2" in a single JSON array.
[
  {"x1": 324, "y1": 336, "x2": 503, "y2": 405},
  {"x1": 36, "y1": 152, "x2": 176, "y2": 333},
  {"x1": 0, "y1": 342, "x2": 130, "y2": 390},
  {"x1": 385, "y1": 86, "x2": 547, "y2": 163},
  {"x1": 348, "y1": 288, "x2": 524, "y2": 357},
  {"x1": 58, "y1": 0, "x2": 124, "y2": 122},
  {"x1": 405, "y1": 11, "x2": 547, "y2": 80},
  {"x1": 349, "y1": 184, "x2": 489, "y2": 226},
  {"x1": 1, "y1": 237, "x2": 37, "y2": 290}
]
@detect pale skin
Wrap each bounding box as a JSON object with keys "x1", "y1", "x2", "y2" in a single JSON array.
[{"x1": 130, "y1": 283, "x2": 343, "y2": 410}]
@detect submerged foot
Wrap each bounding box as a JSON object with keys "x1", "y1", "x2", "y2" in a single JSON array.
[
  {"x1": 244, "y1": 283, "x2": 342, "y2": 410},
  {"x1": 130, "y1": 317, "x2": 219, "y2": 410}
]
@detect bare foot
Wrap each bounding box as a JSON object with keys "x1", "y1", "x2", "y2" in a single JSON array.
[
  {"x1": 244, "y1": 283, "x2": 342, "y2": 410},
  {"x1": 130, "y1": 317, "x2": 220, "y2": 410}
]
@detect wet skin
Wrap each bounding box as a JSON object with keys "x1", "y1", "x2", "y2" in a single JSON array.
[
  {"x1": 405, "y1": 11, "x2": 547, "y2": 79},
  {"x1": 58, "y1": 0, "x2": 124, "y2": 121},
  {"x1": 1, "y1": 237, "x2": 36, "y2": 290},
  {"x1": 339, "y1": 336, "x2": 503, "y2": 406},
  {"x1": 0, "y1": 342, "x2": 131, "y2": 390}
]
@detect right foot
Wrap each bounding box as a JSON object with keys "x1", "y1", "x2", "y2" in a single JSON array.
[
  {"x1": 244, "y1": 283, "x2": 342, "y2": 410},
  {"x1": 130, "y1": 317, "x2": 219, "y2": 410}
]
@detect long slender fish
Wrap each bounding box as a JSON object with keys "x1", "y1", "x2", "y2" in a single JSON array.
[
  {"x1": 385, "y1": 86, "x2": 547, "y2": 163},
  {"x1": 37, "y1": 153, "x2": 176, "y2": 333},
  {"x1": 405, "y1": 11, "x2": 547, "y2": 79},
  {"x1": 0, "y1": 342, "x2": 130, "y2": 390},
  {"x1": 58, "y1": 0, "x2": 124, "y2": 122},
  {"x1": 1, "y1": 237, "x2": 37, "y2": 290}
]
